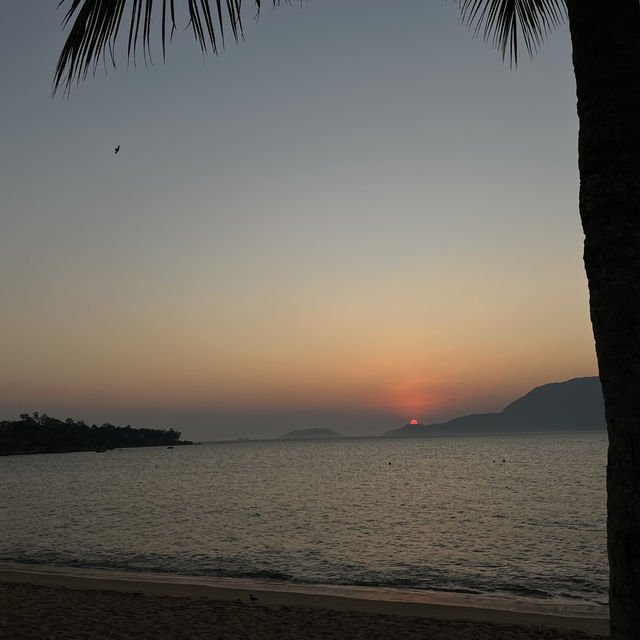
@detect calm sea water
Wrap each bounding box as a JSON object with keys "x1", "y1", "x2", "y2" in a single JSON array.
[{"x1": 0, "y1": 432, "x2": 607, "y2": 608}]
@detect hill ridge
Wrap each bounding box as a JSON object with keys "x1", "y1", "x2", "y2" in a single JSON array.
[{"x1": 384, "y1": 376, "x2": 604, "y2": 437}]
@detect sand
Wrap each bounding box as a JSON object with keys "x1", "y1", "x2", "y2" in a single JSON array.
[{"x1": 0, "y1": 568, "x2": 608, "y2": 640}]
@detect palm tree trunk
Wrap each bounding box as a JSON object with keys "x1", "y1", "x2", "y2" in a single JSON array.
[{"x1": 565, "y1": 2, "x2": 640, "y2": 638}]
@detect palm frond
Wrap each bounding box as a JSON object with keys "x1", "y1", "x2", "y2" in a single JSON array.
[
  {"x1": 456, "y1": 0, "x2": 567, "y2": 65},
  {"x1": 53, "y1": 0, "x2": 286, "y2": 96}
]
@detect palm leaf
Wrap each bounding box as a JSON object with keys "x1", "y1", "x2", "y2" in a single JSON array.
[
  {"x1": 456, "y1": 0, "x2": 567, "y2": 65},
  {"x1": 53, "y1": 0, "x2": 285, "y2": 95},
  {"x1": 54, "y1": 1, "x2": 567, "y2": 96}
]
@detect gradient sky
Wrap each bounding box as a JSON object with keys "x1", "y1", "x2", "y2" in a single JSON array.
[{"x1": 0, "y1": 1, "x2": 597, "y2": 440}]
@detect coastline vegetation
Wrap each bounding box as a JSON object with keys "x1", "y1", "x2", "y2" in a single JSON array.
[{"x1": 0, "y1": 412, "x2": 191, "y2": 455}]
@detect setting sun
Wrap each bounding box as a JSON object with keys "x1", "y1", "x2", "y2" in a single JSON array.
[{"x1": 410, "y1": 419, "x2": 418, "y2": 425}]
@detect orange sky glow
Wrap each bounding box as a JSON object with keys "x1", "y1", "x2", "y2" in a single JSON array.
[{"x1": 0, "y1": 2, "x2": 599, "y2": 440}]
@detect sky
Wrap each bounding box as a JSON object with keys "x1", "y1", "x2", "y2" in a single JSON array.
[{"x1": 0, "y1": 1, "x2": 597, "y2": 440}]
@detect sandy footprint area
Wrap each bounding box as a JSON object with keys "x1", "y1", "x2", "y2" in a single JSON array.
[{"x1": 0, "y1": 576, "x2": 608, "y2": 640}]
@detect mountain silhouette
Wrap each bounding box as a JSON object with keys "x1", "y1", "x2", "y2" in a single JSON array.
[{"x1": 385, "y1": 377, "x2": 604, "y2": 437}]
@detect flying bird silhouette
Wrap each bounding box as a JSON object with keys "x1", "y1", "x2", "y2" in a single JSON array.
[{"x1": 114, "y1": 145, "x2": 120, "y2": 154}]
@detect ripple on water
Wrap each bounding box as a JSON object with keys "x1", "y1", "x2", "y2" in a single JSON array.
[{"x1": 0, "y1": 432, "x2": 608, "y2": 607}]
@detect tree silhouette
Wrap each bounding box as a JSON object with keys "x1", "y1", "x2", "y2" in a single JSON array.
[
  {"x1": 0, "y1": 413, "x2": 187, "y2": 453},
  {"x1": 51, "y1": 2, "x2": 640, "y2": 637}
]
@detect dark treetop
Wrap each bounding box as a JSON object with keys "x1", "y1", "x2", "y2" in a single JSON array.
[{"x1": 0, "y1": 412, "x2": 192, "y2": 455}]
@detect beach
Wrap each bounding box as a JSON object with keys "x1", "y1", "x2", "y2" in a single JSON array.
[
  {"x1": 0, "y1": 437, "x2": 609, "y2": 639},
  {"x1": 0, "y1": 568, "x2": 608, "y2": 640}
]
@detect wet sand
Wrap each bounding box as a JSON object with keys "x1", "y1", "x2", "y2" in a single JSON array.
[{"x1": 0, "y1": 568, "x2": 608, "y2": 639}]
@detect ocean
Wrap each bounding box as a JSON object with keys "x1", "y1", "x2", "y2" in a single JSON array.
[{"x1": 0, "y1": 431, "x2": 608, "y2": 613}]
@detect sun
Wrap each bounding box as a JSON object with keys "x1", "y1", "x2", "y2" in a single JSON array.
[{"x1": 410, "y1": 419, "x2": 418, "y2": 425}]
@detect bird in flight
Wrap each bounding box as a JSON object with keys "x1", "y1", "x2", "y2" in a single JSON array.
[{"x1": 114, "y1": 145, "x2": 120, "y2": 154}]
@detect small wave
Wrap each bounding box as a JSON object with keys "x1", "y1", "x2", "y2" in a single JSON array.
[
  {"x1": 1, "y1": 549, "x2": 609, "y2": 611},
  {"x1": 223, "y1": 569, "x2": 292, "y2": 582}
]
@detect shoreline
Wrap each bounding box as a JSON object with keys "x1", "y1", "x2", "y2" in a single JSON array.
[{"x1": 1, "y1": 563, "x2": 608, "y2": 637}]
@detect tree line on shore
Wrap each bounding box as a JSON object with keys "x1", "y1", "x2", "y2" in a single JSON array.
[{"x1": 0, "y1": 412, "x2": 191, "y2": 455}]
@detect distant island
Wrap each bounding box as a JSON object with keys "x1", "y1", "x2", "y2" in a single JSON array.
[
  {"x1": 279, "y1": 427, "x2": 343, "y2": 440},
  {"x1": 385, "y1": 377, "x2": 605, "y2": 437},
  {"x1": 0, "y1": 412, "x2": 192, "y2": 456}
]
